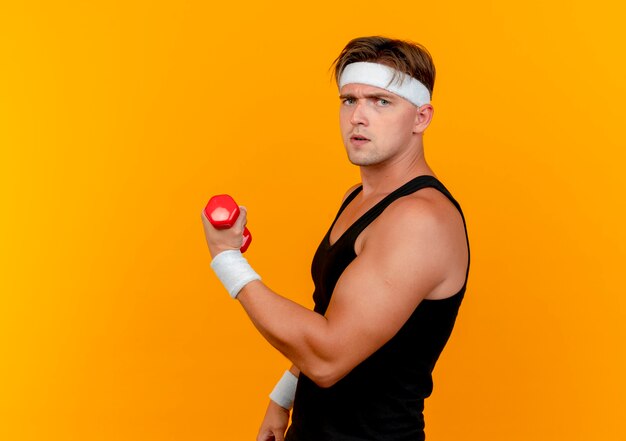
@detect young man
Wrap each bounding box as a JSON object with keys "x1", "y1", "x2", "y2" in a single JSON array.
[{"x1": 201, "y1": 36, "x2": 470, "y2": 441}]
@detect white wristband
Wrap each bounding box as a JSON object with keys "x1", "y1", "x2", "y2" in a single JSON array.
[
  {"x1": 210, "y1": 249, "x2": 261, "y2": 299},
  {"x1": 269, "y1": 370, "x2": 298, "y2": 410}
]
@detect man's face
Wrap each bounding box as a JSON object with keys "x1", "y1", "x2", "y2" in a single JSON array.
[{"x1": 339, "y1": 83, "x2": 420, "y2": 167}]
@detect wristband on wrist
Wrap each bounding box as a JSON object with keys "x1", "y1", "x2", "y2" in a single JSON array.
[
  {"x1": 269, "y1": 370, "x2": 298, "y2": 410},
  {"x1": 210, "y1": 249, "x2": 261, "y2": 299}
]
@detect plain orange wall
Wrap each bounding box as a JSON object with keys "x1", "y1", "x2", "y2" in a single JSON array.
[{"x1": 1, "y1": 1, "x2": 625, "y2": 440}]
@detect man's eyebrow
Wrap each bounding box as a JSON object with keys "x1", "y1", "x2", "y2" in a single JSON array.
[{"x1": 339, "y1": 93, "x2": 395, "y2": 100}]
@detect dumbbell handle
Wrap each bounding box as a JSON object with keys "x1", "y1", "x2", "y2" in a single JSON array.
[{"x1": 204, "y1": 194, "x2": 252, "y2": 253}]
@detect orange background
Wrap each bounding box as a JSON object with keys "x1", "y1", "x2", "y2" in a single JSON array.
[{"x1": 1, "y1": 1, "x2": 625, "y2": 440}]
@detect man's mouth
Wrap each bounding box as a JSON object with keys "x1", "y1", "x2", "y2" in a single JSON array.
[{"x1": 351, "y1": 135, "x2": 370, "y2": 141}]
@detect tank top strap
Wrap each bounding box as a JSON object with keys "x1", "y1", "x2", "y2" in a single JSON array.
[{"x1": 330, "y1": 184, "x2": 364, "y2": 225}]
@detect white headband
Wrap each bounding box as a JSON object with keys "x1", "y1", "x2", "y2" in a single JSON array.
[{"x1": 338, "y1": 62, "x2": 431, "y2": 107}]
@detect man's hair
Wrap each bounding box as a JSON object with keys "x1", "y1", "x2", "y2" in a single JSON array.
[{"x1": 332, "y1": 36, "x2": 436, "y2": 99}]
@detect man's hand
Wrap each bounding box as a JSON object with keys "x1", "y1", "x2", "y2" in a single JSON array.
[
  {"x1": 200, "y1": 206, "x2": 248, "y2": 258},
  {"x1": 257, "y1": 400, "x2": 290, "y2": 441}
]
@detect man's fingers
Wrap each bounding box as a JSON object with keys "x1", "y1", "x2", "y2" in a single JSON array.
[
  {"x1": 236, "y1": 206, "x2": 248, "y2": 231},
  {"x1": 256, "y1": 429, "x2": 275, "y2": 441},
  {"x1": 257, "y1": 425, "x2": 287, "y2": 441},
  {"x1": 239, "y1": 206, "x2": 248, "y2": 225}
]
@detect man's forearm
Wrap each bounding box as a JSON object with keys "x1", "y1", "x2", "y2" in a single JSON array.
[{"x1": 237, "y1": 280, "x2": 335, "y2": 383}]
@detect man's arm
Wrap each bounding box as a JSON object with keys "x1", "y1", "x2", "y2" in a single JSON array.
[{"x1": 236, "y1": 196, "x2": 457, "y2": 387}]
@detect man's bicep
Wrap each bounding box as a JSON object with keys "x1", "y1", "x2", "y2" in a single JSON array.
[{"x1": 322, "y1": 209, "x2": 447, "y2": 377}]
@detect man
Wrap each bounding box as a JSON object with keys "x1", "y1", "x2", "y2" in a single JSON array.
[{"x1": 201, "y1": 36, "x2": 470, "y2": 441}]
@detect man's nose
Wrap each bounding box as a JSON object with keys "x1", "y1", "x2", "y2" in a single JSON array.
[{"x1": 350, "y1": 101, "x2": 368, "y2": 126}]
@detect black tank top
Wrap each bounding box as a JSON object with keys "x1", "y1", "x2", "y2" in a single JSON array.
[{"x1": 285, "y1": 175, "x2": 470, "y2": 441}]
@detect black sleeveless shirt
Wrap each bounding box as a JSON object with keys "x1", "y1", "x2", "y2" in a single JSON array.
[{"x1": 285, "y1": 175, "x2": 470, "y2": 441}]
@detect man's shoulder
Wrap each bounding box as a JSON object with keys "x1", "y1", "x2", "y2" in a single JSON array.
[
  {"x1": 371, "y1": 187, "x2": 464, "y2": 245},
  {"x1": 389, "y1": 187, "x2": 457, "y2": 221}
]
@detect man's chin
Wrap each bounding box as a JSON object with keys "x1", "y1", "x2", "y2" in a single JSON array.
[{"x1": 347, "y1": 154, "x2": 381, "y2": 167}]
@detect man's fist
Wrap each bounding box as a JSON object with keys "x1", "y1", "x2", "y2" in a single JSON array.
[{"x1": 201, "y1": 201, "x2": 249, "y2": 258}]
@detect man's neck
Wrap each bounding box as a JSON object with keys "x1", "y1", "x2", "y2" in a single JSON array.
[{"x1": 358, "y1": 150, "x2": 434, "y2": 198}]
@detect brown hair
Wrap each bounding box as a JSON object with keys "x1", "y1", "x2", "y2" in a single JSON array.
[{"x1": 331, "y1": 36, "x2": 436, "y2": 99}]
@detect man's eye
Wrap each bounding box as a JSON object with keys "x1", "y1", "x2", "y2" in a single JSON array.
[
  {"x1": 378, "y1": 99, "x2": 390, "y2": 106},
  {"x1": 343, "y1": 98, "x2": 355, "y2": 105}
]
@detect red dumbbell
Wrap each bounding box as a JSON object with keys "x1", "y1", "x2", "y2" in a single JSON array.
[{"x1": 204, "y1": 194, "x2": 252, "y2": 253}]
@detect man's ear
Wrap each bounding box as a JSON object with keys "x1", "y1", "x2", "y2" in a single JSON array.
[{"x1": 413, "y1": 104, "x2": 434, "y2": 135}]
